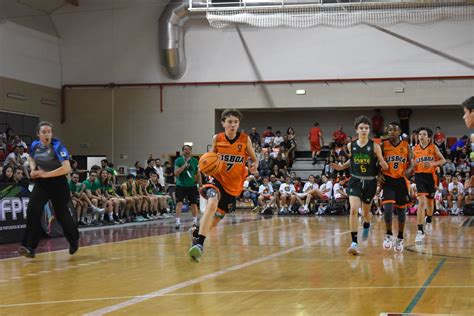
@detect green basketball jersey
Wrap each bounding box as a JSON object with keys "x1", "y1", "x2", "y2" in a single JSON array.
[{"x1": 349, "y1": 140, "x2": 378, "y2": 177}]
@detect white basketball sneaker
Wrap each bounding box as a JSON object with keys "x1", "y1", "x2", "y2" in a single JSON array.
[
  {"x1": 383, "y1": 234, "x2": 393, "y2": 250},
  {"x1": 394, "y1": 238, "x2": 404, "y2": 253},
  {"x1": 415, "y1": 230, "x2": 425, "y2": 243},
  {"x1": 347, "y1": 242, "x2": 360, "y2": 256}
]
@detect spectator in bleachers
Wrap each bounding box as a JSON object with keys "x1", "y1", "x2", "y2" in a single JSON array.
[
  {"x1": 249, "y1": 127, "x2": 260, "y2": 146},
  {"x1": 147, "y1": 172, "x2": 172, "y2": 217},
  {"x1": 292, "y1": 176, "x2": 303, "y2": 196},
  {"x1": 279, "y1": 176, "x2": 296, "y2": 214},
  {"x1": 258, "y1": 152, "x2": 272, "y2": 177},
  {"x1": 261, "y1": 126, "x2": 274, "y2": 148},
  {"x1": 319, "y1": 174, "x2": 333, "y2": 201},
  {"x1": 271, "y1": 164, "x2": 286, "y2": 181},
  {"x1": 243, "y1": 175, "x2": 259, "y2": 207},
  {"x1": 136, "y1": 174, "x2": 158, "y2": 220},
  {"x1": 100, "y1": 159, "x2": 108, "y2": 169},
  {"x1": 163, "y1": 161, "x2": 176, "y2": 203},
  {"x1": 134, "y1": 161, "x2": 145, "y2": 176},
  {"x1": 69, "y1": 172, "x2": 88, "y2": 226},
  {"x1": 434, "y1": 126, "x2": 447, "y2": 156},
  {"x1": 0, "y1": 165, "x2": 14, "y2": 183},
  {"x1": 12, "y1": 167, "x2": 27, "y2": 188},
  {"x1": 448, "y1": 175, "x2": 464, "y2": 215},
  {"x1": 274, "y1": 131, "x2": 284, "y2": 147},
  {"x1": 70, "y1": 159, "x2": 88, "y2": 177},
  {"x1": 271, "y1": 151, "x2": 288, "y2": 174},
  {"x1": 323, "y1": 156, "x2": 335, "y2": 176},
  {"x1": 450, "y1": 135, "x2": 468, "y2": 156},
  {"x1": 286, "y1": 127, "x2": 297, "y2": 167},
  {"x1": 145, "y1": 159, "x2": 156, "y2": 178},
  {"x1": 2, "y1": 128, "x2": 14, "y2": 144},
  {"x1": 0, "y1": 137, "x2": 6, "y2": 163},
  {"x1": 120, "y1": 174, "x2": 144, "y2": 222},
  {"x1": 410, "y1": 130, "x2": 418, "y2": 147},
  {"x1": 18, "y1": 145, "x2": 30, "y2": 178},
  {"x1": 333, "y1": 178, "x2": 348, "y2": 204},
  {"x1": 298, "y1": 175, "x2": 319, "y2": 213},
  {"x1": 269, "y1": 174, "x2": 282, "y2": 208},
  {"x1": 332, "y1": 126, "x2": 347, "y2": 148},
  {"x1": 154, "y1": 158, "x2": 165, "y2": 187},
  {"x1": 308, "y1": 122, "x2": 323, "y2": 165},
  {"x1": 254, "y1": 143, "x2": 263, "y2": 161},
  {"x1": 457, "y1": 159, "x2": 470, "y2": 179},
  {"x1": 3, "y1": 145, "x2": 22, "y2": 168},
  {"x1": 83, "y1": 170, "x2": 107, "y2": 225},
  {"x1": 257, "y1": 177, "x2": 275, "y2": 212},
  {"x1": 99, "y1": 169, "x2": 122, "y2": 224},
  {"x1": 10, "y1": 135, "x2": 27, "y2": 152},
  {"x1": 443, "y1": 158, "x2": 456, "y2": 176}
]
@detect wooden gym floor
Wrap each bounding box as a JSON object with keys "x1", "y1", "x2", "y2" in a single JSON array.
[{"x1": 0, "y1": 214, "x2": 473, "y2": 315}]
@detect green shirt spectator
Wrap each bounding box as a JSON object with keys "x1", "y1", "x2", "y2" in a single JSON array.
[
  {"x1": 83, "y1": 178, "x2": 101, "y2": 192},
  {"x1": 174, "y1": 156, "x2": 199, "y2": 188}
]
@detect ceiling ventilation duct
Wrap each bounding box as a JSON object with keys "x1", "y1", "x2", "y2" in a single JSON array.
[{"x1": 158, "y1": 0, "x2": 473, "y2": 79}]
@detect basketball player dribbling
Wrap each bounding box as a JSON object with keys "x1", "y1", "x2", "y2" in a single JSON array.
[{"x1": 188, "y1": 109, "x2": 257, "y2": 263}]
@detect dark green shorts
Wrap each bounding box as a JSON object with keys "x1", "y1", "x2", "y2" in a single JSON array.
[{"x1": 347, "y1": 177, "x2": 377, "y2": 204}]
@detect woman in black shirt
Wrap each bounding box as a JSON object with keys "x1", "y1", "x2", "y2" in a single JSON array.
[{"x1": 18, "y1": 122, "x2": 80, "y2": 258}]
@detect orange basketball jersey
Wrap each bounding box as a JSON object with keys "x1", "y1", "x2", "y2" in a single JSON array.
[
  {"x1": 382, "y1": 140, "x2": 410, "y2": 178},
  {"x1": 214, "y1": 132, "x2": 248, "y2": 196},
  {"x1": 413, "y1": 143, "x2": 437, "y2": 174}
]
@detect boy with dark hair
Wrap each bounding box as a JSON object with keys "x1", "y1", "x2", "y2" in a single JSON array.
[{"x1": 333, "y1": 115, "x2": 388, "y2": 255}]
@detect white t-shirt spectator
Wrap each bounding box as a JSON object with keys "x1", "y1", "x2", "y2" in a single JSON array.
[
  {"x1": 20, "y1": 152, "x2": 30, "y2": 165},
  {"x1": 273, "y1": 135, "x2": 284, "y2": 147},
  {"x1": 263, "y1": 135, "x2": 274, "y2": 147},
  {"x1": 333, "y1": 182, "x2": 345, "y2": 199},
  {"x1": 258, "y1": 183, "x2": 274, "y2": 195},
  {"x1": 448, "y1": 182, "x2": 464, "y2": 196},
  {"x1": 154, "y1": 166, "x2": 165, "y2": 186},
  {"x1": 302, "y1": 182, "x2": 319, "y2": 193},
  {"x1": 320, "y1": 180, "x2": 333, "y2": 199},
  {"x1": 279, "y1": 183, "x2": 295, "y2": 195},
  {"x1": 3, "y1": 152, "x2": 20, "y2": 167}
]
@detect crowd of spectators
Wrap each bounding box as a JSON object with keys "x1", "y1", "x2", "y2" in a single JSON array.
[
  {"x1": 242, "y1": 125, "x2": 474, "y2": 217},
  {"x1": 1, "y1": 124, "x2": 472, "y2": 224}
]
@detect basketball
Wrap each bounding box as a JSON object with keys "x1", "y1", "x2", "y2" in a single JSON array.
[{"x1": 199, "y1": 152, "x2": 221, "y2": 175}]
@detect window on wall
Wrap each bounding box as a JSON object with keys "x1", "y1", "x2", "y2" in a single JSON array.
[{"x1": 0, "y1": 111, "x2": 39, "y2": 145}]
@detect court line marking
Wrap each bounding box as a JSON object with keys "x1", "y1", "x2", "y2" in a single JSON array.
[
  {"x1": 0, "y1": 216, "x2": 263, "y2": 262},
  {"x1": 2, "y1": 285, "x2": 474, "y2": 308},
  {"x1": 403, "y1": 258, "x2": 447, "y2": 314},
  {"x1": 84, "y1": 230, "x2": 352, "y2": 315}
]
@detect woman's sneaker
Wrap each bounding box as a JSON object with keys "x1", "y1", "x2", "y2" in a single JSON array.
[
  {"x1": 347, "y1": 242, "x2": 360, "y2": 256},
  {"x1": 18, "y1": 246, "x2": 35, "y2": 258},
  {"x1": 188, "y1": 244, "x2": 203, "y2": 263},
  {"x1": 394, "y1": 238, "x2": 404, "y2": 252},
  {"x1": 415, "y1": 230, "x2": 425, "y2": 243},
  {"x1": 383, "y1": 234, "x2": 393, "y2": 250}
]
